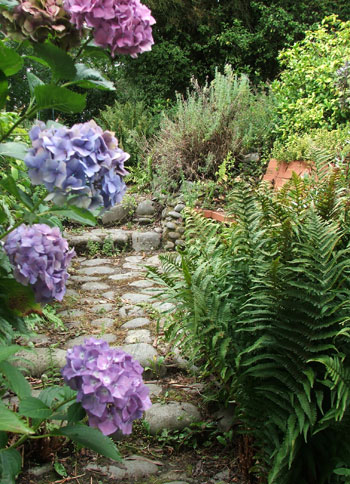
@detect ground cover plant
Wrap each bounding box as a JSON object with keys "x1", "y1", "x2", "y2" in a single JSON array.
[
  {"x1": 148, "y1": 149, "x2": 350, "y2": 483},
  {"x1": 0, "y1": 0, "x2": 157, "y2": 481}
]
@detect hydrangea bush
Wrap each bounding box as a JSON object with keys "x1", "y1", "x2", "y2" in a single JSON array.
[
  {"x1": 0, "y1": 0, "x2": 155, "y2": 480},
  {"x1": 62, "y1": 338, "x2": 152, "y2": 435}
]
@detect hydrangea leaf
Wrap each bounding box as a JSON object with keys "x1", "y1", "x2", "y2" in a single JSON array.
[
  {"x1": 0, "y1": 175, "x2": 33, "y2": 209},
  {"x1": 32, "y1": 41, "x2": 76, "y2": 81},
  {"x1": 0, "y1": 71, "x2": 7, "y2": 110},
  {"x1": 27, "y1": 72, "x2": 44, "y2": 97},
  {"x1": 0, "y1": 43, "x2": 23, "y2": 77},
  {"x1": 72, "y1": 64, "x2": 115, "y2": 91},
  {"x1": 0, "y1": 448, "x2": 22, "y2": 483},
  {"x1": 0, "y1": 402, "x2": 34, "y2": 434},
  {"x1": 0, "y1": 142, "x2": 29, "y2": 161},
  {"x1": 18, "y1": 397, "x2": 53, "y2": 419},
  {"x1": 50, "y1": 206, "x2": 96, "y2": 226},
  {"x1": 53, "y1": 424, "x2": 122, "y2": 461},
  {"x1": 34, "y1": 85, "x2": 86, "y2": 113},
  {"x1": 0, "y1": 278, "x2": 42, "y2": 316},
  {"x1": 0, "y1": 361, "x2": 31, "y2": 400}
]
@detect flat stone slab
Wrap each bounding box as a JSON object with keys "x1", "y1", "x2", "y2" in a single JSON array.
[
  {"x1": 90, "y1": 317, "x2": 115, "y2": 329},
  {"x1": 124, "y1": 329, "x2": 152, "y2": 344},
  {"x1": 81, "y1": 282, "x2": 110, "y2": 291},
  {"x1": 78, "y1": 266, "x2": 117, "y2": 276},
  {"x1": 144, "y1": 402, "x2": 201, "y2": 435},
  {"x1": 109, "y1": 273, "x2": 141, "y2": 282},
  {"x1": 144, "y1": 255, "x2": 162, "y2": 266},
  {"x1": 65, "y1": 289, "x2": 79, "y2": 298},
  {"x1": 123, "y1": 263, "x2": 146, "y2": 271},
  {"x1": 14, "y1": 348, "x2": 67, "y2": 377},
  {"x1": 65, "y1": 334, "x2": 118, "y2": 349},
  {"x1": 102, "y1": 291, "x2": 117, "y2": 300},
  {"x1": 120, "y1": 343, "x2": 160, "y2": 369},
  {"x1": 80, "y1": 258, "x2": 113, "y2": 266},
  {"x1": 90, "y1": 303, "x2": 115, "y2": 314},
  {"x1": 86, "y1": 455, "x2": 159, "y2": 480},
  {"x1": 146, "y1": 383, "x2": 163, "y2": 397},
  {"x1": 129, "y1": 279, "x2": 155, "y2": 288},
  {"x1": 70, "y1": 275, "x2": 100, "y2": 283},
  {"x1": 119, "y1": 305, "x2": 146, "y2": 319},
  {"x1": 58, "y1": 309, "x2": 85, "y2": 319},
  {"x1": 151, "y1": 302, "x2": 176, "y2": 313},
  {"x1": 125, "y1": 255, "x2": 145, "y2": 263},
  {"x1": 121, "y1": 317, "x2": 150, "y2": 329},
  {"x1": 122, "y1": 292, "x2": 153, "y2": 304},
  {"x1": 132, "y1": 231, "x2": 161, "y2": 252}
]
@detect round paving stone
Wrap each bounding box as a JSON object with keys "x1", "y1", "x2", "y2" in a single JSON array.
[
  {"x1": 109, "y1": 273, "x2": 141, "y2": 282},
  {"x1": 80, "y1": 258, "x2": 114, "y2": 266},
  {"x1": 122, "y1": 292, "x2": 153, "y2": 304},
  {"x1": 14, "y1": 348, "x2": 67, "y2": 377},
  {"x1": 65, "y1": 333, "x2": 118, "y2": 349},
  {"x1": 129, "y1": 280, "x2": 155, "y2": 288},
  {"x1": 124, "y1": 329, "x2": 152, "y2": 344},
  {"x1": 78, "y1": 266, "x2": 117, "y2": 276},
  {"x1": 102, "y1": 291, "x2": 117, "y2": 300},
  {"x1": 90, "y1": 303, "x2": 115, "y2": 314},
  {"x1": 90, "y1": 317, "x2": 115, "y2": 329},
  {"x1": 58, "y1": 309, "x2": 85, "y2": 319},
  {"x1": 119, "y1": 305, "x2": 146, "y2": 318},
  {"x1": 121, "y1": 317, "x2": 150, "y2": 329},
  {"x1": 144, "y1": 402, "x2": 201, "y2": 435}
]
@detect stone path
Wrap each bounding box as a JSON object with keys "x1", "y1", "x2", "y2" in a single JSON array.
[{"x1": 16, "y1": 252, "x2": 235, "y2": 484}]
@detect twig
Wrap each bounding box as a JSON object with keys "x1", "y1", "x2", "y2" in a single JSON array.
[{"x1": 53, "y1": 474, "x2": 85, "y2": 483}]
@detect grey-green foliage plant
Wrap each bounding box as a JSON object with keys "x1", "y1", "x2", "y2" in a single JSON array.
[
  {"x1": 147, "y1": 150, "x2": 350, "y2": 483},
  {"x1": 147, "y1": 64, "x2": 276, "y2": 188}
]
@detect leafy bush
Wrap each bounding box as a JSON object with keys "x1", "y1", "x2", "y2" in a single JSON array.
[
  {"x1": 271, "y1": 125, "x2": 350, "y2": 162},
  {"x1": 272, "y1": 15, "x2": 350, "y2": 140},
  {"x1": 95, "y1": 99, "x2": 160, "y2": 167},
  {"x1": 148, "y1": 150, "x2": 350, "y2": 482},
  {"x1": 147, "y1": 64, "x2": 276, "y2": 188}
]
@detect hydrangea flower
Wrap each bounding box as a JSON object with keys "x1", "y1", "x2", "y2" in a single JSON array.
[
  {"x1": 63, "y1": 0, "x2": 155, "y2": 57},
  {"x1": 62, "y1": 338, "x2": 152, "y2": 435},
  {"x1": 4, "y1": 224, "x2": 75, "y2": 303},
  {"x1": 24, "y1": 120, "x2": 129, "y2": 211}
]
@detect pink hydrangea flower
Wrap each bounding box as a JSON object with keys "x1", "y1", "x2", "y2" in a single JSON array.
[{"x1": 64, "y1": 0, "x2": 155, "y2": 57}]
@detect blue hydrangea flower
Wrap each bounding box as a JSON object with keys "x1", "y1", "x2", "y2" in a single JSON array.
[
  {"x1": 62, "y1": 338, "x2": 152, "y2": 435},
  {"x1": 25, "y1": 120, "x2": 129, "y2": 211},
  {"x1": 4, "y1": 224, "x2": 75, "y2": 303}
]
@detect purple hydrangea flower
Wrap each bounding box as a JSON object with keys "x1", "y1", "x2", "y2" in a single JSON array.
[
  {"x1": 25, "y1": 120, "x2": 129, "y2": 211},
  {"x1": 63, "y1": 0, "x2": 155, "y2": 58},
  {"x1": 62, "y1": 338, "x2": 152, "y2": 435},
  {"x1": 4, "y1": 224, "x2": 75, "y2": 303}
]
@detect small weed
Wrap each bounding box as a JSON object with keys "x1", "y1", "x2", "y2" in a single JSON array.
[
  {"x1": 87, "y1": 240, "x2": 101, "y2": 257},
  {"x1": 101, "y1": 236, "x2": 120, "y2": 257}
]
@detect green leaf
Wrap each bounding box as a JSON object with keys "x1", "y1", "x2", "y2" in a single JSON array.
[
  {"x1": 54, "y1": 461, "x2": 67, "y2": 478},
  {"x1": 27, "y1": 71, "x2": 44, "y2": 97},
  {"x1": 19, "y1": 397, "x2": 52, "y2": 419},
  {"x1": 0, "y1": 0, "x2": 18, "y2": 9},
  {"x1": 67, "y1": 402, "x2": 86, "y2": 423},
  {"x1": 53, "y1": 424, "x2": 121, "y2": 461},
  {"x1": 0, "y1": 142, "x2": 28, "y2": 161},
  {"x1": 0, "y1": 345, "x2": 26, "y2": 363},
  {"x1": 0, "y1": 278, "x2": 40, "y2": 316},
  {"x1": 72, "y1": 63, "x2": 115, "y2": 91},
  {"x1": 33, "y1": 41, "x2": 76, "y2": 81},
  {"x1": 0, "y1": 432, "x2": 7, "y2": 449},
  {"x1": 34, "y1": 85, "x2": 86, "y2": 113},
  {"x1": 334, "y1": 468, "x2": 350, "y2": 476},
  {"x1": 0, "y1": 175, "x2": 33, "y2": 209},
  {"x1": 0, "y1": 70, "x2": 8, "y2": 109},
  {"x1": 0, "y1": 448, "x2": 21, "y2": 484},
  {"x1": 0, "y1": 361, "x2": 31, "y2": 400},
  {"x1": 0, "y1": 402, "x2": 33, "y2": 434},
  {"x1": 50, "y1": 206, "x2": 96, "y2": 226},
  {"x1": 0, "y1": 43, "x2": 23, "y2": 77}
]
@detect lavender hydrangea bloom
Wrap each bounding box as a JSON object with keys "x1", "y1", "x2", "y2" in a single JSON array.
[
  {"x1": 25, "y1": 120, "x2": 129, "y2": 211},
  {"x1": 64, "y1": 0, "x2": 155, "y2": 58},
  {"x1": 62, "y1": 338, "x2": 152, "y2": 435},
  {"x1": 4, "y1": 224, "x2": 75, "y2": 303}
]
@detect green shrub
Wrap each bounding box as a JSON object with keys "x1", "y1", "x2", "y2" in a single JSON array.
[
  {"x1": 95, "y1": 100, "x2": 160, "y2": 167},
  {"x1": 147, "y1": 64, "x2": 276, "y2": 188},
  {"x1": 272, "y1": 15, "x2": 350, "y2": 141},
  {"x1": 271, "y1": 125, "x2": 350, "y2": 162},
  {"x1": 148, "y1": 151, "x2": 350, "y2": 483}
]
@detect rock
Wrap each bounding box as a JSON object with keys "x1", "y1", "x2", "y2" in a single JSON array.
[
  {"x1": 129, "y1": 280, "x2": 155, "y2": 288},
  {"x1": 58, "y1": 309, "x2": 85, "y2": 319},
  {"x1": 137, "y1": 217, "x2": 153, "y2": 225},
  {"x1": 109, "y1": 273, "x2": 141, "y2": 282},
  {"x1": 123, "y1": 262, "x2": 146, "y2": 271},
  {"x1": 80, "y1": 258, "x2": 113, "y2": 266},
  {"x1": 90, "y1": 317, "x2": 115, "y2": 329},
  {"x1": 174, "y1": 203, "x2": 185, "y2": 212},
  {"x1": 213, "y1": 404, "x2": 235, "y2": 432},
  {"x1": 86, "y1": 456, "x2": 159, "y2": 480},
  {"x1": 243, "y1": 152, "x2": 259, "y2": 163},
  {"x1": 119, "y1": 305, "x2": 146, "y2": 318},
  {"x1": 152, "y1": 301, "x2": 175, "y2": 313},
  {"x1": 124, "y1": 329, "x2": 152, "y2": 344},
  {"x1": 106, "y1": 229, "x2": 130, "y2": 248},
  {"x1": 120, "y1": 343, "x2": 159, "y2": 367},
  {"x1": 101, "y1": 203, "x2": 132, "y2": 225},
  {"x1": 168, "y1": 211, "x2": 182, "y2": 219},
  {"x1": 102, "y1": 291, "x2": 117, "y2": 300},
  {"x1": 164, "y1": 241, "x2": 175, "y2": 250},
  {"x1": 121, "y1": 317, "x2": 150, "y2": 329},
  {"x1": 145, "y1": 255, "x2": 162, "y2": 266},
  {"x1": 78, "y1": 266, "x2": 117, "y2": 276},
  {"x1": 67, "y1": 234, "x2": 101, "y2": 249},
  {"x1": 168, "y1": 231, "x2": 181, "y2": 240},
  {"x1": 28, "y1": 463, "x2": 53, "y2": 477},
  {"x1": 125, "y1": 255, "x2": 144, "y2": 263},
  {"x1": 122, "y1": 292, "x2": 153, "y2": 304},
  {"x1": 65, "y1": 289, "x2": 79, "y2": 298},
  {"x1": 81, "y1": 282, "x2": 110, "y2": 291},
  {"x1": 212, "y1": 469, "x2": 231, "y2": 483},
  {"x1": 144, "y1": 402, "x2": 201, "y2": 435},
  {"x1": 69, "y1": 275, "x2": 100, "y2": 283},
  {"x1": 132, "y1": 232, "x2": 161, "y2": 252},
  {"x1": 136, "y1": 199, "x2": 156, "y2": 217},
  {"x1": 154, "y1": 227, "x2": 163, "y2": 233},
  {"x1": 178, "y1": 226, "x2": 185, "y2": 234},
  {"x1": 166, "y1": 222, "x2": 176, "y2": 230},
  {"x1": 65, "y1": 334, "x2": 118, "y2": 349},
  {"x1": 90, "y1": 303, "x2": 114, "y2": 313},
  {"x1": 146, "y1": 383, "x2": 163, "y2": 397},
  {"x1": 14, "y1": 348, "x2": 67, "y2": 377},
  {"x1": 175, "y1": 240, "x2": 186, "y2": 248}
]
